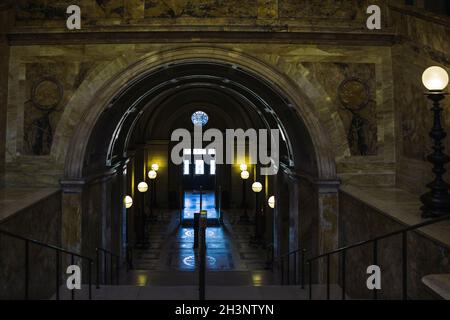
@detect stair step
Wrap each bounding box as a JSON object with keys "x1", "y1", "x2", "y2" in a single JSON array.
[
  {"x1": 51, "y1": 284, "x2": 347, "y2": 300},
  {"x1": 422, "y1": 274, "x2": 450, "y2": 300}
]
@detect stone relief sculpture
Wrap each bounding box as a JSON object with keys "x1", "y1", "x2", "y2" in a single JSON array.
[
  {"x1": 24, "y1": 77, "x2": 63, "y2": 155},
  {"x1": 338, "y1": 78, "x2": 373, "y2": 156}
]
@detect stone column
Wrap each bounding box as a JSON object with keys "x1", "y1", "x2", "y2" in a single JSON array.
[
  {"x1": 60, "y1": 180, "x2": 86, "y2": 254},
  {"x1": 316, "y1": 180, "x2": 340, "y2": 284}
]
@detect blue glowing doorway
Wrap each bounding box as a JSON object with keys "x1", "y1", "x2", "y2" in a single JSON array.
[{"x1": 181, "y1": 191, "x2": 220, "y2": 225}]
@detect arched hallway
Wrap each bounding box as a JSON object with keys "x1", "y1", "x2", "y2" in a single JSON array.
[{"x1": 1, "y1": 1, "x2": 450, "y2": 304}]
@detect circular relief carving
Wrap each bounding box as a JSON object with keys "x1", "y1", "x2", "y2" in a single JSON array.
[
  {"x1": 338, "y1": 78, "x2": 370, "y2": 111},
  {"x1": 31, "y1": 77, "x2": 63, "y2": 111}
]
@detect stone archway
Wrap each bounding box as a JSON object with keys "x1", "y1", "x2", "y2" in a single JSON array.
[
  {"x1": 55, "y1": 46, "x2": 344, "y2": 266},
  {"x1": 52, "y1": 46, "x2": 345, "y2": 182}
]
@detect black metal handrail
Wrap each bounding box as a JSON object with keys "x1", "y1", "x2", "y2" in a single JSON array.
[
  {"x1": 0, "y1": 228, "x2": 93, "y2": 300},
  {"x1": 96, "y1": 247, "x2": 120, "y2": 288},
  {"x1": 198, "y1": 213, "x2": 207, "y2": 300},
  {"x1": 276, "y1": 247, "x2": 307, "y2": 288},
  {"x1": 306, "y1": 213, "x2": 450, "y2": 300}
]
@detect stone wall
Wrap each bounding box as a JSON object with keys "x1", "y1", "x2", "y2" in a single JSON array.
[
  {"x1": 4, "y1": 43, "x2": 395, "y2": 188},
  {"x1": 13, "y1": 0, "x2": 386, "y2": 28},
  {"x1": 339, "y1": 190, "x2": 450, "y2": 299},
  {"x1": 0, "y1": 191, "x2": 62, "y2": 299},
  {"x1": 0, "y1": 8, "x2": 13, "y2": 188},
  {"x1": 389, "y1": 5, "x2": 450, "y2": 194}
]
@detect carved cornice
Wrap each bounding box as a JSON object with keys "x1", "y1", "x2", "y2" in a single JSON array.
[
  {"x1": 7, "y1": 28, "x2": 397, "y2": 46},
  {"x1": 388, "y1": 4, "x2": 450, "y2": 28}
]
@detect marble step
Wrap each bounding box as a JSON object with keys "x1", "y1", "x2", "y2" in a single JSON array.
[
  {"x1": 422, "y1": 274, "x2": 450, "y2": 300},
  {"x1": 51, "y1": 284, "x2": 347, "y2": 300}
]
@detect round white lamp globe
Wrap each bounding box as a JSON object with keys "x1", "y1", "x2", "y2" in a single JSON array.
[
  {"x1": 137, "y1": 182, "x2": 148, "y2": 193},
  {"x1": 422, "y1": 66, "x2": 449, "y2": 91},
  {"x1": 151, "y1": 163, "x2": 159, "y2": 172},
  {"x1": 240, "y1": 163, "x2": 248, "y2": 172},
  {"x1": 124, "y1": 195, "x2": 133, "y2": 209},
  {"x1": 252, "y1": 182, "x2": 263, "y2": 193},
  {"x1": 241, "y1": 170, "x2": 250, "y2": 180},
  {"x1": 268, "y1": 196, "x2": 275, "y2": 209},
  {"x1": 148, "y1": 170, "x2": 157, "y2": 180}
]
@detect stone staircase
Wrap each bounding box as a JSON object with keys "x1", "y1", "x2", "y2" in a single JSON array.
[{"x1": 51, "y1": 284, "x2": 346, "y2": 300}]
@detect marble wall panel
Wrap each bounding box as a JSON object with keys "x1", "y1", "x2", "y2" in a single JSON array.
[
  {"x1": 13, "y1": 0, "x2": 391, "y2": 26},
  {"x1": 340, "y1": 190, "x2": 450, "y2": 299},
  {"x1": 22, "y1": 62, "x2": 78, "y2": 155},
  {"x1": 0, "y1": 38, "x2": 8, "y2": 187},
  {"x1": 302, "y1": 62, "x2": 378, "y2": 156},
  {"x1": 144, "y1": 0, "x2": 258, "y2": 19},
  {"x1": 390, "y1": 6, "x2": 450, "y2": 193},
  {"x1": 0, "y1": 191, "x2": 61, "y2": 299},
  {"x1": 4, "y1": 43, "x2": 395, "y2": 188},
  {"x1": 279, "y1": 0, "x2": 368, "y2": 20}
]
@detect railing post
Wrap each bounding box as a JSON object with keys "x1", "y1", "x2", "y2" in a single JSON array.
[
  {"x1": 308, "y1": 261, "x2": 312, "y2": 300},
  {"x1": 104, "y1": 251, "x2": 107, "y2": 285},
  {"x1": 341, "y1": 251, "x2": 346, "y2": 300},
  {"x1": 287, "y1": 255, "x2": 290, "y2": 285},
  {"x1": 373, "y1": 240, "x2": 378, "y2": 300},
  {"x1": 326, "y1": 255, "x2": 330, "y2": 300},
  {"x1": 402, "y1": 232, "x2": 408, "y2": 300},
  {"x1": 71, "y1": 254, "x2": 75, "y2": 300},
  {"x1": 96, "y1": 249, "x2": 100, "y2": 289},
  {"x1": 301, "y1": 249, "x2": 306, "y2": 289},
  {"x1": 198, "y1": 212, "x2": 206, "y2": 300},
  {"x1": 56, "y1": 250, "x2": 60, "y2": 300},
  {"x1": 24, "y1": 240, "x2": 29, "y2": 300},
  {"x1": 116, "y1": 256, "x2": 120, "y2": 285},
  {"x1": 293, "y1": 252, "x2": 297, "y2": 285},
  {"x1": 88, "y1": 260, "x2": 92, "y2": 300},
  {"x1": 110, "y1": 254, "x2": 113, "y2": 285}
]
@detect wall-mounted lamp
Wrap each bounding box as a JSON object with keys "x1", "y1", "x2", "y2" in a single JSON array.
[
  {"x1": 137, "y1": 182, "x2": 149, "y2": 193},
  {"x1": 252, "y1": 182, "x2": 263, "y2": 193},
  {"x1": 241, "y1": 170, "x2": 250, "y2": 180},
  {"x1": 124, "y1": 195, "x2": 133, "y2": 209},
  {"x1": 148, "y1": 170, "x2": 157, "y2": 180},
  {"x1": 151, "y1": 163, "x2": 159, "y2": 172},
  {"x1": 268, "y1": 196, "x2": 275, "y2": 209}
]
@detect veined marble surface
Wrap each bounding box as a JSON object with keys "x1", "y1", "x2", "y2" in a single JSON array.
[
  {"x1": 422, "y1": 274, "x2": 450, "y2": 300},
  {"x1": 0, "y1": 187, "x2": 59, "y2": 222},
  {"x1": 340, "y1": 184, "x2": 450, "y2": 248}
]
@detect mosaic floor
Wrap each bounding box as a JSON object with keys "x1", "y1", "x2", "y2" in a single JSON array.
[{"x1": 132, "y1": 207, "x2": 270, "y2": 276}]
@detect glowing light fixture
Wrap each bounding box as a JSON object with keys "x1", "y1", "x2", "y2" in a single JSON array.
[
  {"x1": 151, "y1": 163, "x2": 159, "y2": 172},
  {"x1": 422, "y1": 66, "x2": 449, "y2": 91},
  {"x1": 240, "y1": 163, "x2": 247, "y2": 171},
  {"x1": 268, "y1": 196, "x2": 275, "y2": 209},
  {"x1": 148, "y1": 170, "x2": 157, "y2": 180},
  {"x1": 241, "y1": 170, "x2": 250, "y2": 180},
  {"x1": 124, "y1": 195, "x2": 133, "y2": 209},
  {"x1": 252, "y1": 182, "x2": 263, "y2": 193},
  {"x1": 137, "y1": 182, "x2": 148, "y2": 193},
  {"x1": 419, "y1": 66, "x2": 450, "y2": 217}
]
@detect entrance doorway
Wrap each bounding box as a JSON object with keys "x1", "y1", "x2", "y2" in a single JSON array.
[
  {"x1": 182, "y1": 148, "x2": 216, "y2": 190},
  {"x1": 181, "y1": 191, "x2": 219, "y2": 225}
]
